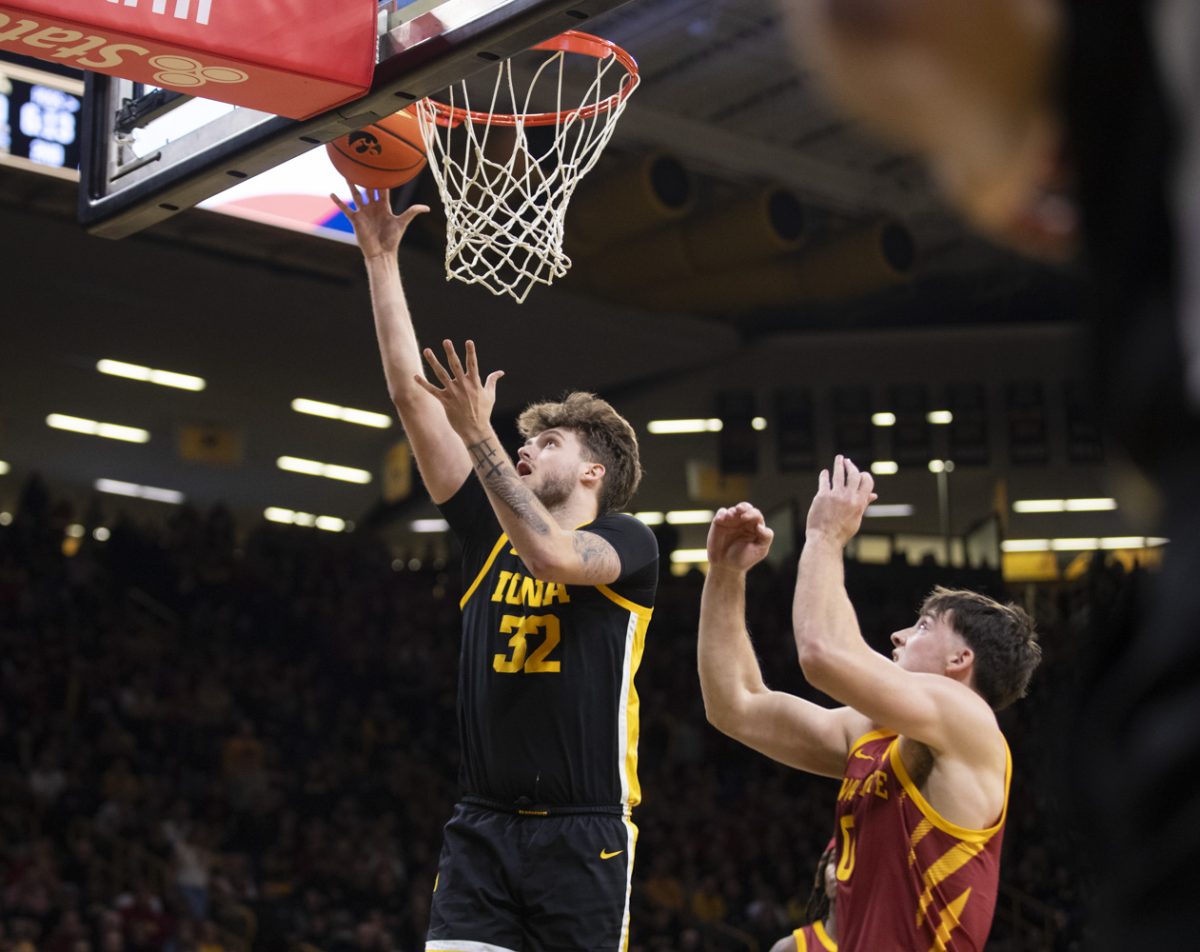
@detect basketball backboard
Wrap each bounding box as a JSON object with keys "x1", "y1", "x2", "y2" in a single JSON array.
[{"x1": 78, "y1": 0, "x2": 636, "y2": 238}]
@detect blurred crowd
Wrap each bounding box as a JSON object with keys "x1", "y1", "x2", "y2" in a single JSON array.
[{"x1": 0, "y1": 475, "x2": 1129, "y2": 951}]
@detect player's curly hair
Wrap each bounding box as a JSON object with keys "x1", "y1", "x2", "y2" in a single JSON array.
[
  {"x1": 920, "y1": 587, "x2": 1042, "y2": 711},
  {"x1": 804, "y1": 840, "x2": 838, "y2": 925},
  {"x1": 516, "y1": 392, "x2": 642, "y2": 514}
]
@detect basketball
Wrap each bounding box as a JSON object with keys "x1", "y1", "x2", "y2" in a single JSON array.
[{"x1": 326, "y1": 105, "x2": 428, "y2": 189}]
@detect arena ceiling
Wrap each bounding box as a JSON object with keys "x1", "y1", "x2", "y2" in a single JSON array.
[{"x1": 0, "y1": 3, "x2": 1104, "y2": 556}]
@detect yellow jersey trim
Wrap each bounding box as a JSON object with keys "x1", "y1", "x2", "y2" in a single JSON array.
[
  {"x1": 623, "y1": 610, "x2": 650, "y2": 807},
  {"x1": 596, "y1": 583, "x2": 653, "y2": 617},
  {"x1": 888, "y1": 735, "x2": 1012, "y2": 843},
  {"x1": 459, "y1": 533, "x2": 510, "y2": 610},
  {"x1": 812, "y1": 920, "x2": 836, "y2": 951},
  {"x1": 848, "y1": 728, "x2": 897, "y2": 759}
]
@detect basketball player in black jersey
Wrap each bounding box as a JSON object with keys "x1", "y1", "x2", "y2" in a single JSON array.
[{"x1": 333, "y1": 184, "x2": 659, "y2": 952}]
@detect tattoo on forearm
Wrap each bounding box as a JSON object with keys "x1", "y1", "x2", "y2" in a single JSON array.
[
  {"x1": 467, "y1": 438, "x2": 550, "y2": 536},
  {"x1": 468, "y1": 438, "x2": 506, "y2": 480}
]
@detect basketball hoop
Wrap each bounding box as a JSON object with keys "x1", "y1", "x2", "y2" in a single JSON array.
[{"x1": 415, "y1": 31, "x2": 639, "y2": 303}]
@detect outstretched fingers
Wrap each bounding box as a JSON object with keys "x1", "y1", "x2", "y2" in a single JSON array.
[
  {"x1": 421, "y1": 347, "x2": 453, "y2": 387},
  {"x1": 441, "y1": 339, "x2": 467, "y2": 380}
]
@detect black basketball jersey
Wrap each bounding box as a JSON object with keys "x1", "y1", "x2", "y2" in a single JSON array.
[{"x1": 438, "y1": 477, "x2": 658, "y2": 809}]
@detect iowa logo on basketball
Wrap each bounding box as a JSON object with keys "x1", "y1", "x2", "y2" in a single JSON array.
[{"x1": 348, "y1": 131, "x2": 382, "y2": 156}]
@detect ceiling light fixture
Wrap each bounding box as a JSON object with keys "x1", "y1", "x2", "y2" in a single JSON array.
[
  {"x1": 276, "y1": 456, "x2": 371, "y2": 484},
  {"x1": 647, "y1": 419, "x2": 723, "y2": 434},
  {"x1": 665, "y1": 510, "x2": 715, "y2": 525},
  {"x1": 291, "y1": 398, "x2": 392, "y2": 429},
  {"x1": 47, "y1": 413, "x2": 149, "y2": 443},
  {"x1": 1012, "y1": 498, "x2": 1118, "y2": 513},
  {"x1": 95, "y1": 478, "x2": 184, "y2": 504},
  {"x1": 865, "y1": 504, "x2": 914, "y2": 518},
  {"x1": 97, "y1": 358, "x2": 206, "y2": 391},
  {"x1": 264, "y1": 507, "x2": 347, "y2": 532}
]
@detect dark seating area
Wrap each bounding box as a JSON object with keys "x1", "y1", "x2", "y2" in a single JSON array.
[{"x1": 1, "y1": 476, "x2": 1125, "y2": 951}]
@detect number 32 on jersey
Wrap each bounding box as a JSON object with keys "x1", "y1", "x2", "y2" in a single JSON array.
[{"x1": 494, "y1": 614, "x2": 562, "y2": 673}]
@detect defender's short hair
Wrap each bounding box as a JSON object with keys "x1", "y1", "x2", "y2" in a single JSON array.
[{"x1": 921, "y1": 587, "x2": 1042, "y2": 710}]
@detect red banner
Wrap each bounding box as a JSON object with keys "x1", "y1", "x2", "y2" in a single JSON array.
[{"x1": 0, "y1": 0, "x2": 378, "y2": 119}]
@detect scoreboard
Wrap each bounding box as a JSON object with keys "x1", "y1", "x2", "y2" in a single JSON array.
[{"x1": 0, "y1": 57, "x2": 82, "y2": 172}]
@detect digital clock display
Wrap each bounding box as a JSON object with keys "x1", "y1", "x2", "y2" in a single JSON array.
[{"x1": 1, "y1": 75, "x2": 82, "y2": 170}]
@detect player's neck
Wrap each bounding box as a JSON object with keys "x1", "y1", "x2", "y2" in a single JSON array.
[{"x1": 546, "y1": 490, "x2": 600, "y2": 529}]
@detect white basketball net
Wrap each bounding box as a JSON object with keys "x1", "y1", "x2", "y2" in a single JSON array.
[{"x1": 415, "y1": 35, "x2": 638, "y2": 304}]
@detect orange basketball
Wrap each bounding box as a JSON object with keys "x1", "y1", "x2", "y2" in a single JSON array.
[{"x1": 326, "y1": 105, "x2": 427, "y2": 189}]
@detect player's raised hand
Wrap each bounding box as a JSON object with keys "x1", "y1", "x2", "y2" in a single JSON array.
[
  {"x1": 805, "y1": 455, "x2": 878, "y2": 546},
  {"x1": 707, "y1": 502, "x2": 775, "y2": 573},
  {"x1": 414, "y1": 339, "x2": 505, "y2": 442},
  {"x1": 331, "y1": 180, "x2": 428, "y2": 259}
]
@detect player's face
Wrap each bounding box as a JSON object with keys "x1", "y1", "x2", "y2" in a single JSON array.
[
  {"x1": 890, "y1": 613, "x2": 966, "y2": 675},
  {"x1": 516, "y1": 428, "x2": 588, "y2": 508}
]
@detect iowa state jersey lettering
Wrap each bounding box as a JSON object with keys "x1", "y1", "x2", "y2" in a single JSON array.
[
  {"x1": 833, "y1": 730, "x2": 1010, "y2": 952},
  {"x1": 439, "y1": 477, "x2": 658, "y2": 808}
]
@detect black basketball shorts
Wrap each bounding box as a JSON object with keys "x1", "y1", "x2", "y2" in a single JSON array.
[{"x1": 425, "y1": 800, "x2": 637, "y2": 952}]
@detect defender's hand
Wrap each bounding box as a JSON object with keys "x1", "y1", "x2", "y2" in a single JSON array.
[
  {"x1": 707, "y1": 502, "x2": 775, "y2": 573},
  {"x1": 805, "y1": 455, "x2": 878, "y2": 546}
]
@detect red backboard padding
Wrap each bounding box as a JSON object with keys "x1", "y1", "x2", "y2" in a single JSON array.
[{"x1": 0, "y1": 0, "x2": 378, "y2": 119}]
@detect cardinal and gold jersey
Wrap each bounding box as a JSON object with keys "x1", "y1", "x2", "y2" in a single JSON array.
[
  {"x1": 833, "y1": 730, "x2": 1010, "y2": 951},
  {"x1": 791, "y1": 920, "x2": 836, "y2": 951},
  {"x1": 439, "y1": 477, "x2": 658, "y2": 809}
]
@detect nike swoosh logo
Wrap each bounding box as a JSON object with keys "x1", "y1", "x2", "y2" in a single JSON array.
[
  {"x1": 600, "y1": 849, "x2": 624, "y2": 860},
  {"x1": 852, "y1": 749, "x2": 876, "y2": 761}
]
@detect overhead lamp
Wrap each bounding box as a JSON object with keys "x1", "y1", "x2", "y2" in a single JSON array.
[
  {"x1": 865, "y1": 504, "x2": 914, "y2": 518},
  {"x1": 1000, "y1": 540, "x2": 1052, "y2": 552},
  {"x1": 97, "y1": 358, "x2": 206, "y2": 392},
  {"x1": 1065, "y1": 498, "x2": 1118, "y2": 512},
  {"x1": 926, "y1": 410, "x2": 953, "y2": 424},
  {"x1": 647, "y1": 419, "x2": 723, "y2": 434},
  {"x1": 665, "y1": 510, "x2": 714, "y2": 525},
  {"x1": 0, "y1": 460, "x2": 9, "y2": 475},
  {"x1": 751, "y1": 417, "x2": 767, "y2": 431},
  {"x1": 871, "y1": 412, "x2": 896, "y2": 427},
  {"x1": 870, "y1": 461, "x2": 898, "y2": 475},
  {"x1": 928, "y1": 459, "x2": 955, "y2": 473},
  {"x1": 47, "y1": 413, "x2": 149, "y2": 443},
  {"x1": 1004, "y1": 537, "x2": 1165, "y2": 552},
  {"x1": 669, "y1": 548, "x2": 709, "y2": 564},
  {"x1": 95, "y1": 478, "x2": 184, "y2": 504},
  {"x1": 411, "y1": 518, "x2": 450, "y2": 533},
  {"x1": 264, "y1": 507, "x2": 348, "y2": 532},
  {"x1": 276, "y1": 456, "x2": 371, "y2": 484},
  {"x1": 1012, "y1": 498, "x2": 1118, "y2": 513},
  {"x1": 633, "y1": 512, "x2": 664, "y2": 525},
  {"x1": 291, "y1": 398, "x2": 392, "y2": 429}
]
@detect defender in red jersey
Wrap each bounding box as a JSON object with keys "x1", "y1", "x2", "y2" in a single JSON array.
[{"x1": 698, "y1": 456, "x2": 1040, "y2": 951}]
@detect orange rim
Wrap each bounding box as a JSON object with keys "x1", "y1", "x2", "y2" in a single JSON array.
[{"x1": 424, "y1": 30, "x2": 638, "y2": 128}]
